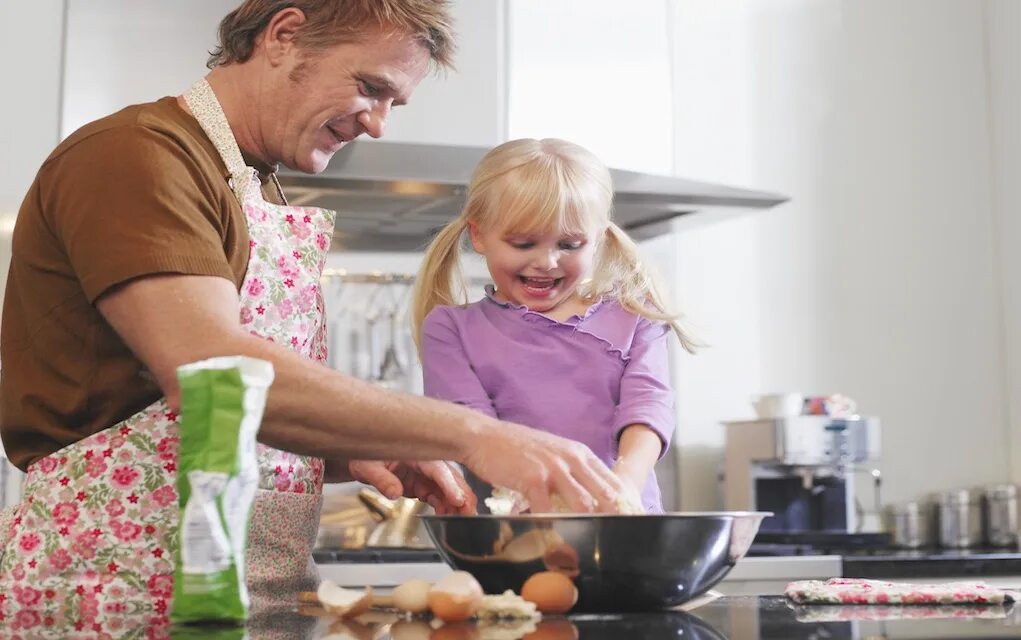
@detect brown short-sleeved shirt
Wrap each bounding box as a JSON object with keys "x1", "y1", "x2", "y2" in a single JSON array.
[{"x1": 0, "y1": 96, "x2": 284, "y2": 470}]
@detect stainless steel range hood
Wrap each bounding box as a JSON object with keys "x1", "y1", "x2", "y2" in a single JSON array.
[{"x1": 277, "y1": 140, "x2": 788, "y2": 252}]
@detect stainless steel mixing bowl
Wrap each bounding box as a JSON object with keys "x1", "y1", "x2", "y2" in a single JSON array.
[{"x1": 421, "y1": 511, "x2": 770, "y2": 612}]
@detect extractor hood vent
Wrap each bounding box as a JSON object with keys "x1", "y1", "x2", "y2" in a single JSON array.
[{"x1": 277, "y1": 140, "x2": 787, "y2": 252}]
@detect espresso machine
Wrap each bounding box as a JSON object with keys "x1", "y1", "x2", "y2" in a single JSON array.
[{"x1": 723, "y1": 415, "x2": 882, "y2": 534}]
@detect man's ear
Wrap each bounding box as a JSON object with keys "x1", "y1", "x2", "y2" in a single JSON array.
[
  {"x1": 467, "y1": 221, "x2": 485, "y2": 254},
  {"x1": 259, "y1": 7, "x2": 306, "y2": 66}
]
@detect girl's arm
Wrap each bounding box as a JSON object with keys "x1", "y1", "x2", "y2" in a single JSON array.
[
  {"x1": 612, "y1": 317, "x2": 675, "y2": 493},
  {"x1": 613, "y1": 424, "x2": 663, "y2": 489}
]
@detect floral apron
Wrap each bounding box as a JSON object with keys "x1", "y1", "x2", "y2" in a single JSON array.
[{"x1": 0, "y1": 79, "x2": 336, "y2": 635}]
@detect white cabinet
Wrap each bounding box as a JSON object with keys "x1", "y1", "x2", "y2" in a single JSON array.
[
  {"x1": 62, "y1": 0, "x2": 236, "y2": 138},
  {"x1": 59, "y1": 1, "x2": 674, "y2": 169},
  {"x1": 506, "y1": 0, "x2": 674, "y2": 175}
]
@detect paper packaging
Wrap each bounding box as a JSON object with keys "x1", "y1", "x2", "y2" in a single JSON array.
[{"x1": 170, "y1": 356, "x2": 274, "y2": 624}]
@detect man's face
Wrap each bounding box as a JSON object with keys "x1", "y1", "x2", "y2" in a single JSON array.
[
  {"x1": 470, "y1": 223, "x2": 601, "y2": 314},
  {"x1": 271, "y1": 31, "x2": 431, "y2": 173}
]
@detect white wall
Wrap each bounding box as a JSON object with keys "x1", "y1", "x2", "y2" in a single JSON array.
[
  {"x1": 0, "y1": 3, "x2": 64, "y2": 211},
  {"x1": 670, "y1": 0, "x2": 1013, "y2": 508},
  {"x1": 985, "y1": 0, "x2": 1021, "y2": 484},
  {"x1": 0, "y1": 1, "x2": 66, "y2": 316}
]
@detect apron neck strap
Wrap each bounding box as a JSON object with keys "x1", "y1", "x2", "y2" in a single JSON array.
[{"x1": 183, "y1": 79, "x2": 251, "y2": 205}]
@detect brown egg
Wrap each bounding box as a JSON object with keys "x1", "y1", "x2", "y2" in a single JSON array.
[
  {"x1": 520, "y1": 571, "x2": 578, "y2": 615},
  {"x1": 524, "y1": 619, "x2": 580, "y2": 640},
  {"x1": 427, "y1": 571, "x2": 484, "y2": 623},
  {"x1": 393, "y1": 579, "x2": 433, "y2": 614}
]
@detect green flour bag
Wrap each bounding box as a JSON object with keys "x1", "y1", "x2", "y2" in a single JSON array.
[{"x1": 170, "y1": 356, "x2": 274, "y2": 624}]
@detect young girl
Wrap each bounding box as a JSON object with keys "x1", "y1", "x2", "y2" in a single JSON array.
[{"x1": 411, "y1": 138, "x2": 696, "y2": 514}]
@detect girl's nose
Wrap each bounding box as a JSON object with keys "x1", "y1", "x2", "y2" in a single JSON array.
[{"x1": 534, "y1": 249, "x2": 559, "y2": 271}]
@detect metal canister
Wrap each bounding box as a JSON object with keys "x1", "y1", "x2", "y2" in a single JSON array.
[
  {"x1": 983, "y1": 484, "x2": 1019, "y2": 548},
  {"x1": 936, "y1": 489, "x2": 982, "y2": 548},
  {"x1": 886, "y1": 501, "x2": 932, "y2": 549}
]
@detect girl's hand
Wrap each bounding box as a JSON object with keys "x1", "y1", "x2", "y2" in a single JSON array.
[
  {"x1": 349, "y1": 460, "x2": 478, "y2": 515},
  {"x1": 610, "y1": 462, "x2": 646, "y2": 514}
]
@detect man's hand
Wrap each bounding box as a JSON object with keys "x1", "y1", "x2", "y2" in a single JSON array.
[
  {"x1": 462, "y1": 423, "x2": 626, "y2": 514},
  {"x1": 348, "y1": 460, "x2": 477, "y2": 515}
]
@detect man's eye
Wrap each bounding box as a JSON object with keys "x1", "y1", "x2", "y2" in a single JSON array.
[{"x1": 360, "y1": 82, "x2": 382, "y2": 97}]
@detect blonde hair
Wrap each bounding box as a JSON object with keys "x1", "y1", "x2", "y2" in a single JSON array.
[
  {"x1": 412, "y1": 138, "x2": 697, "y2": 353},
  {"x1": 207, "y1": 0, "x2": 456, "y2": 70}
]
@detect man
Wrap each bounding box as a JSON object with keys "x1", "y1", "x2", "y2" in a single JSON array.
[{"x1": 0, "y1": 0, "x2": 623, "y2": 630}]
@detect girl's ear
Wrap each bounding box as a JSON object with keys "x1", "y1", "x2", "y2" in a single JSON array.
[{"x1": 467, "y1": 221, "x2": 485, "y2": 254}]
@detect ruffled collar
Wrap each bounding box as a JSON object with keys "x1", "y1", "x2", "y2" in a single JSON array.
[{"x1": 483, "y1": 284, "x2": 606, "y2": 325}]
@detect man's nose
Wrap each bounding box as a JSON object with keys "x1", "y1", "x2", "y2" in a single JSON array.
[{"x1": 357, "y1": 100, "x2": 392, "y2": 139}]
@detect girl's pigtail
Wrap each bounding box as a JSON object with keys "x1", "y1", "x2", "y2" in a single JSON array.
[
  {"x1": 411, "y1": 216, "x2": 470, "y2": 353},
  {"x1": 597, "y1": 223, "x2": 699, "y2": 353}
]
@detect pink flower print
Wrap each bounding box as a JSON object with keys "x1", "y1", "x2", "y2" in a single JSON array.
[
  {"x1": 111, "y1": 465, "x2": 140, "y2": 488},
  {"x1": 151, "y1": 485, "x2": 177, "y2": 508},
  {"x1": 294, "y1": 482, "x2": 306, "y2": 494},
  {"x1": 316, "y1": 233, "x2": 329, "y2": 251},
  {"x1": 240, "y1": 306, "x2": 254, "y2": 325},
  {"x1": 105, "y1": 499, "x2": 126, "y2": 518},
  {"x1": 246, "y1": 278, "x2": 266, "y2": 298},
  {"x1": 79, "y1": 592, "x2": 100, "y2": 623},
  {"x1": 86, "y1": 457, "x2": 108, "y2": 478},
  {"x1": 277, "y1": 298, "x2": 294, "y2": 319},
  {"x1": 274, "y1": 475, "x2": 291, "y2": 492},
  {"x1": 292, "y1": 222, "x2": 312, "y2": 240},
  {"x1": 11, "y1": 563, "x2": 25, "y2": 580},
  {"x1": 113, "y1": 521, "x2": 142, "y2": 543},
  {"x1": 111, "y1": 435, "x2": 126, "y2": 449},
  {"x1": 52, "y1": 501, "x2": 80, "y2": 526},
  {"x1": 277, "y1": 255, "x2": 301, "y2": 278},
  {"x1": 13, "y1": 609, "x2": 41, "y2": 630},
  {"x1": 38, "y1": 456, "x2": 59, "y2": 474},
  {"x1": 15, "y1": 586, "x2": 43, "y2": 607},
  {"x1": 96, "y1": 433, "x2": 108, "y2": 444},
  {"x1": 156, "y1": 436, "x2": 178, "y2": 461},
  {"x1": 49, "y1": 548, "x2": 73, "y2": 571},
  {"x1": 19, "y1": 532, "x2": 41, "y2": 553},
  {"x1": 148, "y1": 573, "x2": 174, "y2": 599},
  {"x1": 298, "y1": 286, "x2": 316, "y2": 313},
  {"x1": 104, "y1": 601, "x2": 128, "y2": 614},
  {"x1": 71, "y1": 532, "x2": 97, "y2": 559}
]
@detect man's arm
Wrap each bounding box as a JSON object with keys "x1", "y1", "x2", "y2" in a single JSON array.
[{"x1": 97, "y1": 273, "x2": 625, "y2": 513}]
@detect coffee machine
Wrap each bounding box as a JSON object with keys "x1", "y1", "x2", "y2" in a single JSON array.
[{"x1": 723, "y1": 415, "x2": 881, "y2": 533}]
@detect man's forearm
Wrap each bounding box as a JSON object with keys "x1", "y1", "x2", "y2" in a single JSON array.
[{"x1": 181, "y1": 332, "x2": 490, "y2": 463}]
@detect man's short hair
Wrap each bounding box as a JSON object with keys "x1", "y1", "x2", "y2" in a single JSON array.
[{"x1": 208, "y1": 0, "x2": 456, "y2": 71}]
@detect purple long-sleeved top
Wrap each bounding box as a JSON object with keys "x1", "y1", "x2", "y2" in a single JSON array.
[{"x1": 421, "y1": 287, "x2": 675, "y2": 512}]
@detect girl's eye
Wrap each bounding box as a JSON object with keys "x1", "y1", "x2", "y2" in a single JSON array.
[
  {"x1": 559, "y1": 241, "x2": 585, "y2": 250},
  {"x1": 509, "y1": 241, "x2": 534, "y2": 250}
]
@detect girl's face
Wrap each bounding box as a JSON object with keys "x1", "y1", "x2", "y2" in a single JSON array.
[{"x1": 469, "y1": 223, "x2": 601, "y2": 314}]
